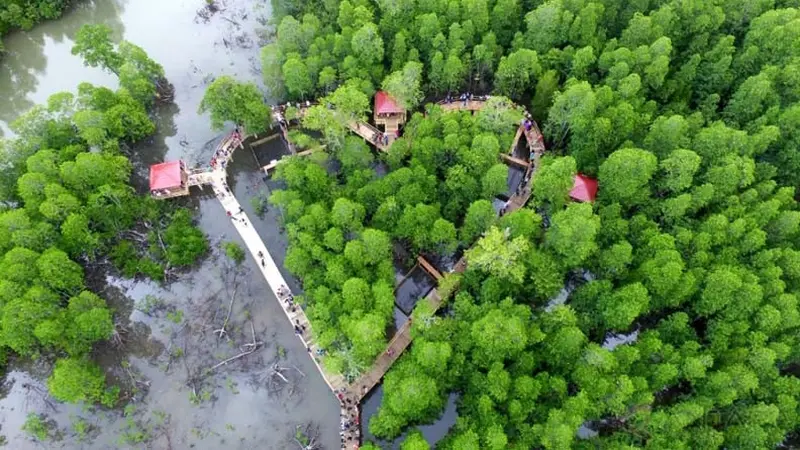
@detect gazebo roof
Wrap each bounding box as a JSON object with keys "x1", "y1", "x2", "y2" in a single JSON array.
[
  {"x1": 150, "y1": 161, "x2": 183, "y2": 191},
  {"x1": 569, "y1": 174, "x2": 598, "y2": 202},
  {"x1": 374, "y1": 91, "x2": 404, "y2": 114}
]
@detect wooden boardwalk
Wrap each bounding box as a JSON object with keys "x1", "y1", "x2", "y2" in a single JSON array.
[
  {"x1": 348, "y1": 120, "x2": 393, "y2": 151},
  {"x1": 417, "y1": 255, "x2": 443, "y2": 280},
  {"x1": 174, "y1": 97, "x2": 545, "y2": 449},
  {"x1": 350, "y1": 288, "x2": 442, "y2": 399},
  {"x1": 438, "y1": 99, "x2": 487, "y2": 112}
]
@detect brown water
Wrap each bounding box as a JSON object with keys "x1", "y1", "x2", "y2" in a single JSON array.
[{"x1": 0, "y1": 0, "x2": 340, "y2": 448}]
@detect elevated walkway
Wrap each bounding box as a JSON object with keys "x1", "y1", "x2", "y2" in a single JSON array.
[{"x1": 163, "y1": 95, "x2": 545, "y2": 450}]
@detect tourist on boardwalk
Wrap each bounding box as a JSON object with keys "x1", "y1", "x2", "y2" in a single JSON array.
[
  {"x1": 277, "y1": 284, "x2": 289, "y2": 297},
  {"x1": 501, "y1": 199, "x2": 511, "y2": 216}
]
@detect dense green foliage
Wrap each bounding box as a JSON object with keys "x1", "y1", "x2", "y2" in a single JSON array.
[
  {"x1": 266, "y1": 0, "x2": 800, "y2": 448},
  {"x1": 0, "y1": 25, "x2": 207, "y2": 405},
  {"x1": 199, "y1": 75, "x2": 272, "y2": 135},
  {"x1": 269, "y1": 99, "x2": 520, "y2": 378},
  {"x1": 0, "y1": 0, "x2": 70, "y2": 52}
]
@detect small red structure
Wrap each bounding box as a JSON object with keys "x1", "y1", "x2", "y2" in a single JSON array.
[
  {"x1": 150, "y1": 160, "x2": 189, "y2": 198},
  {"x1": 373, "y1": 91, "x2": 406, "y2": 134},
  {"x1": 569, "y1": 174, "x2": 598, "y2": 203},
  {"x1": 374, "y1": 91, "x2": 403, "y2": 115}
]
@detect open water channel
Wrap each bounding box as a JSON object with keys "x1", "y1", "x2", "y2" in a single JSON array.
[{"x1": 0, "y1": 0, "x2": 343, "y2": 448}]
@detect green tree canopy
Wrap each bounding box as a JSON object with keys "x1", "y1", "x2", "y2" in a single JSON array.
[{"x1": 199, "y1": 75, "x2": 272, "y2": 134}]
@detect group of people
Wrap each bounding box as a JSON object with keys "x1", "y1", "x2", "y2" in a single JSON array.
[
  {"x1": 337, "y1": 388, "x2": 360, "y2": 449},
  {"x1": 256, "y1": 250, "x2": 267, "y2": 268},
  {"x1": 276, "y1": 284, "x2": 305, "y2": 333},
  {"x1": 522, "y1": 115, "x2": 534, "y2": 132},
  {"x1": 370, "y1": 129, "x2": 392, "y2": 146},
  {"x1": 277, "y1": 284, "x2": 299, "y2": 314},
  {"x1": 225, "y1": 207, "x2": 248, "y2": 227},
  {"x1": 152, "y1": 187, "x2": 184, "y2": 197},
  {"x1": 500, "y1": 198, "x2": 513, "y2": 216},
  {"x1": 211, "y1": 126, "x2": 242, "y2": 170},
  {"x1": 273, "y1": 100, "x2": 314, "y2": 126},
  {"x1": 441, "y1": 92, "x2": 490, "y2": 106},
  {"x1": 521, "y1": 113, "x2": 544, "y2": 149}
]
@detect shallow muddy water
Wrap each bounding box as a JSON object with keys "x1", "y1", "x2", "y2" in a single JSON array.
[{"x1": 0, "y1": 0, "x2": 341, "y2": 448}]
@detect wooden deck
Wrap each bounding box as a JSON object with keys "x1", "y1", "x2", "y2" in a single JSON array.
[
  {"x1": 438, "y1": 99, "x2": 487, "y2": 112},
  {"x1": 417, "y1": 255, "x2": 443, "y2": 281},
  {"x1": 348, "y1": 120, "x2": 393, "y2": 151},
  {"x1": 502, "y1": 153, "x2": 531, "y2": 168},
  {"x1": 152, "y1": 186, "x2": 189, "y2": 199}
]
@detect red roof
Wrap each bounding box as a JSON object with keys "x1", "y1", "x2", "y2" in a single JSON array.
[
  {"x1": 569, "y1": 174, "x2": 598, "y2": 202},
  {"x1": 150, "y1": 161, "x2": 183, "y2": 191},
  {"x1": 374, "y1": 91, "x2": 403, "y2": 114}
]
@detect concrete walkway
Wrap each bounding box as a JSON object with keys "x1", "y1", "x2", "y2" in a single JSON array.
[{"x1": 198, "y1": 136, "x2": 358, "y2": 448}]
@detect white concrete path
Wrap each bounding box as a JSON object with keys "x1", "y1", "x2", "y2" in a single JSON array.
[
  {"x1": 204, "y1": 157, "x2": 359, "y2": 448},
  {"x1": 205, "y1": 164, "x2": 347, "y2": 390}
]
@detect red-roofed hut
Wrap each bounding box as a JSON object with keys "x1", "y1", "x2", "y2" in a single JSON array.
[
  {"x1": 569, "y1": 174, "x2": 598, "y2": 203},
  {"x1": 374, "y1": 91, "x2": 406, "y2": 133},
  {"x1": 150, "y1": 160, "x2": 189, "y2": 198}
]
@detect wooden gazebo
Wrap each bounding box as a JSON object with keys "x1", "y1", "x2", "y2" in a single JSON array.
[
  {"x1": 373, "y1": 91, "x2": 406, "y2": 134},
  {"x1": 150, "y1": 160, "x2": 189, "y2": 199}
]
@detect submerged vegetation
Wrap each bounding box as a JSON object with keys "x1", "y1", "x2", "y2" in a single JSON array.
[
  {"x1": 0, "y1": 24, "x2": 207, "y2": 407},
  {"x1": 264, "y1": 0, "x2": 800, "y2": 447}
]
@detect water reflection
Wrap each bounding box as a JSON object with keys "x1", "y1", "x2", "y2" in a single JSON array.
[
  {"x1": 0, "y1": 0, "x2": 126, "y2": 124},
  {"x1": 0, "y1": 0, "x2": 271, "y2": 162}
]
